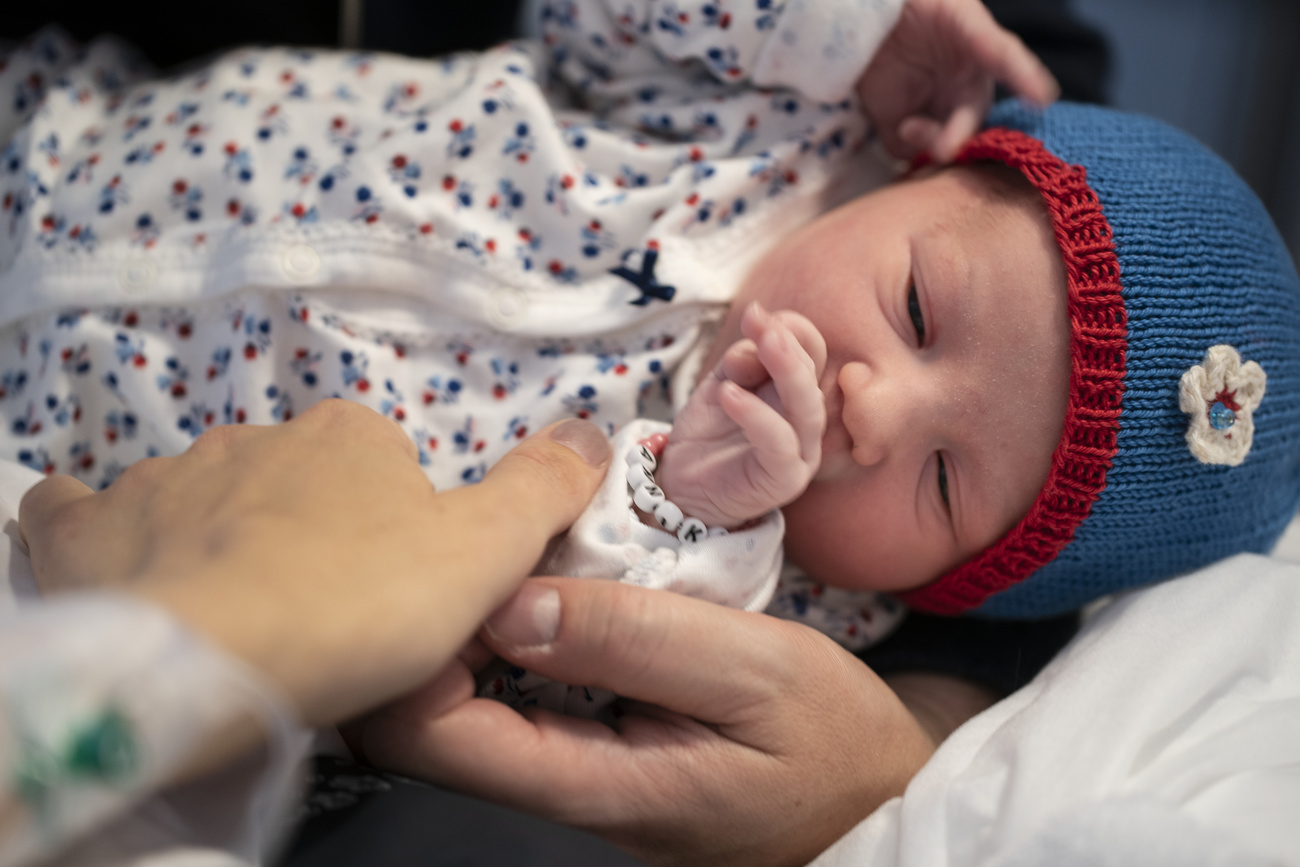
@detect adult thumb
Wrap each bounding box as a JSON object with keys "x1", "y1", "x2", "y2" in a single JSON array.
[{"x1": 454, "y1": 418, "x2": 612, "y2": 551}]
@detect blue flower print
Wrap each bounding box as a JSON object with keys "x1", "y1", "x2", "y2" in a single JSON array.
[
  {"x1": 16, "y1": 446, "x2": 54, "y2": 475},
  {"x1": 339, "y1": 350, "x2": 371, "y2": 392},
  {"x1": 65, "y1": 154, "x2": 100, "y2": 185},
  {"x1": 413, "y1": 426, "x2": 438, "y2": 465},
  {"x1": 481, "y1": 78, "x2": 518, "y2": 115},
  {"x1": 352, "y1": 185, "x2": 382, "y2": 223},
  {"x1": 104, "y1": 410, "x2": 138, "y2": 444},
  {"x1": 285, "y1": 146, "x2": 318, "y2": 185},
  {"x1": 502, "y1": 122, "x2": 535, "y2": 164},
  {"x1": 177, "y1": 402, "x2": 218, "y2": 437},
  {"x1": 164, "y1": 101, "x2": 200, "y2": 127},
  {"x1": 36, "y1": 133, "x2": 61, "y2": 169},
  {"x1": 122, "y1": 113, "x2": 152, "y2": 141},
  {"x1": 222, "y1": 142, "x2": 254, "y2": 183},
  {"x1": 446, "y1": 118, "x2": 476, "y2": 159},
  {"x1": 196, "y1": 348, "x2": 228, "y2": 385},
  {"x1": 490, "y1": 358, "x2": 521, "y2": 400},
  {"x1": 68, "y1": 440, "x2": 96, "y2": 474},
  {"x1": 284, "y1": 201, "x2": 320, "y2": 224},
  {"x1": 291, "y1": 347, "x2": 322, "y2": 386},
  {"x1": 380, "y1": 379, "x2": 407, "y2": 421},
  {"x1": 59, "y1": 344, "x2": 92, "y2": 375},
  {"x1": 422, "y1": 374, "x2": 463, "y2": 406},
  {"x1": 222, "y1": 387, "x2": 249, "y2": 425},
  {"x1": 515, "y1": 226, "x2": 542, "y2": 271},
  {"x1": 503, "y1": 415, "x2": 529, "y2": 441},
  {"x1": 441, "y1": 173, "x2": 473, "y2": 208},
  {"x1": 702, "y1": 3, "x2": 733, "y2": 29},
  {"x1": 563, "y1": 384, "x2": 598, "y2": 419},
  {"x1": 169, "y1": 179, "x2": 203, "y2": 221},
  {"x1": 265, "y1": 384, "x2": 294, "y2": 422},
  {"x1": 387, "y1": 154, "x2": 421, "y2": 198},
  {"x1": 327, "y1": 115, "x2": 360, "y2": 157},
  {"x1": 131, "y1": 213, "x2": 161, "y2": 248},
  {"x1": 580, "y1": 218, "x2": 615, "y2": 258},
  {"x1": 452, "y1": 416, "x2": 486, "y2": 455},
  {"x1": 655, "y1": 3, "x2": 689, "y2": 37},
  {"x1": 113, "y1": 332, "x2": 148, "y2": 368},
  {"x1": 124, "y1": 140, "x2": 166, "y2": 165},
  {"x1": 11, "y1": 402, "x2": 43, "y2": 437},
  {"x1": 383, "y1": 81, "x2": 422, "y2": 117},
  {"x1": 225, "y1": 196, "x2": 258, "y2": 226},
  {"x1": 13, "y1": 71, "x2": 48, "y2": 114},
  {"x1": 156, "y1": 356, "x2": 191, "y2": 399},
  {"x1": 704, "y1": 45, "x2": 743, "y2": 80},
  {"x1": 488, "y1": 178, "x2": 524, "y2": 219},
  {"x1": 256, "y1": 104, "x2": 288, "y2": 141},
  {"x1": 0, "y1": 369, "x2": 28, "y2": 400},
  {"x1": 241, "y1": 315, "x2": 272, "y2": 360},
  {"x1": 182, "y1": 122, "x2": 208, "y2": 156},
  {"x1": 45, "y1": 393, "x2": 82, "y2": 426},
  {"x1": 98, "y1": 175, "x2": 129, "y2": 214},
  {"x1": 96, "y1": 462, "x2": 126, "y2": 491}
]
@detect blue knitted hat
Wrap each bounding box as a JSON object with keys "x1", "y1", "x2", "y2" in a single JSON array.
[{"x1": 902, "y1": 100, "x2": 1300, "y2": 618}]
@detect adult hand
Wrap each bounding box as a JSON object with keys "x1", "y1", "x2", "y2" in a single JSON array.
[
  {"x1": 859, "y1": 0, "x2": 1060, "y2": 163},
  {"x1": 18, "y1": 400, "x2": 612, "y2": 728},
  {"x1": 357, "y1": 577, "x2": 936, "y2": 867}
]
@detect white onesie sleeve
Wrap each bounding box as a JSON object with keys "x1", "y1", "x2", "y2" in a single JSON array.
[
  {"x1": 537, "y1": 418, "x2": 783, "y2": 614},
  {"x1": 527, "y1": 0, "x2": 905, "y2": 104}
]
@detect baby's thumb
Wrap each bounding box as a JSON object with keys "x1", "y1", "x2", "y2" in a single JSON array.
[{"x1": 472, "y1": 418, "x2": 612, "y2": 544}]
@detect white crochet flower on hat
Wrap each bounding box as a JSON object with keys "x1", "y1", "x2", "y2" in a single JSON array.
[{"x1": 1179, "y1": 345, "x2": 1266, "y2": 466}]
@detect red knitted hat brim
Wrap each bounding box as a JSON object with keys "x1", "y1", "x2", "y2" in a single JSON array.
[{"x1": 899, "y1": 128, "x2": 1127, "y2": 615}]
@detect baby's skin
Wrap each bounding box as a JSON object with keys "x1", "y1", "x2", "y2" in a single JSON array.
[
  {"x1": 657, "y1": 303, "x2": 828, "y2": 528},
  {"x1": 655, "y1": 163, "x2": 1072, "y2": 596}
]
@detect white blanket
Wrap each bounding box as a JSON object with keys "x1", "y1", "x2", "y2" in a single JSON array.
[{"x1": 814, "y1": 551, "x2": 1300, "y2": 867}]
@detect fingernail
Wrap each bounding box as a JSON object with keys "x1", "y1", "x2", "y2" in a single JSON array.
[
  {"x1": 484, "y1": 584, "x2": 560, "y2": 648},
  {"x1": 548, "y1": 418, "x2": 611, "y2": 467}
]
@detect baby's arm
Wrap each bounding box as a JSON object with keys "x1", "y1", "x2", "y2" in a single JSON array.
[{"x1": 654, "y1": 303, "x2": 826, "y2": 529}]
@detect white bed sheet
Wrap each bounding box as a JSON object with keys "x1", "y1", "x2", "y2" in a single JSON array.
[{"x1": 814, "y1": 546, "x2": 1300, "y2": 867}]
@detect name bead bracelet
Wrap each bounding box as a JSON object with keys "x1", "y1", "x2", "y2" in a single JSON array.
[{"x1": 625, "y1": 438, "x2": 723, "y2": 545}]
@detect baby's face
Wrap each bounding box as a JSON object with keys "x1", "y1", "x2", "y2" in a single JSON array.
[{"x1": 707, "y1": 166, "x2": 1070, "y2": 593}]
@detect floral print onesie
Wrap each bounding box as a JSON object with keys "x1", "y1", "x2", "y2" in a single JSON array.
[{"x1": 0, "y1": 0, "x2": 908, "y2": 671}]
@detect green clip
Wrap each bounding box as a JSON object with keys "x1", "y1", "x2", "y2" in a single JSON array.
[{"x1": 65, "y1": 708, "x2": 137, "y2": 782}]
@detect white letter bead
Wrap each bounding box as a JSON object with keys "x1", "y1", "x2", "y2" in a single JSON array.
[
  {"x1": 654, "y1": 500, "x2": 684, "y2": 533},
  {"x1": 707, "y1": 526, "x2": 729, "y2": 538},
  {"x1": 626, "y1": 463, "x2": 655, "y2": 490},
  {"x1": 677, "y1": 517, "x2": 707, "y2": 544},
  {"x1": 625, "y1": 444, "x2": 656, "y2": 471},
  {"x1": 633, "y1": 483, "x2": 666, "y2": 512}
]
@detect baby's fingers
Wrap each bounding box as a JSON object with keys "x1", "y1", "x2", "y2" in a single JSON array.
[
  {"x1": 719, "y1": 339, "x2": 768, "y2": 390},
  {"x1": 755, "y1": 326, "x2": 826, "y2": 466},
  {"x1": 717, "y1": 381, "x2": 806, "y2": 486}
]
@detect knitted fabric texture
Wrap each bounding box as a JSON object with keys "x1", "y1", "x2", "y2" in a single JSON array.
[{"x1": 902, "y1": 101, "x2": 1300, "y2": 618}]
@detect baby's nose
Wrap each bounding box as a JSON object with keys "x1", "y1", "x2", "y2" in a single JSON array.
[{"x1": 838, "y1": 361, "x2": 916, "y2": 468}]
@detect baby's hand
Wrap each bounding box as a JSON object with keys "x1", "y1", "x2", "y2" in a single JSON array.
[
  {"x1": 858, "y1": 0, "x2": 1060, "y2": 163},
  {"x1": 657, "y1": 303, "x2": 827, "y2": 528}
]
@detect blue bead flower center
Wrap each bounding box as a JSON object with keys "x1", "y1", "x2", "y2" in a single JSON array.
[{"x1": 1209, "y1": 401, "x2": 1236, "y2": 430}]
